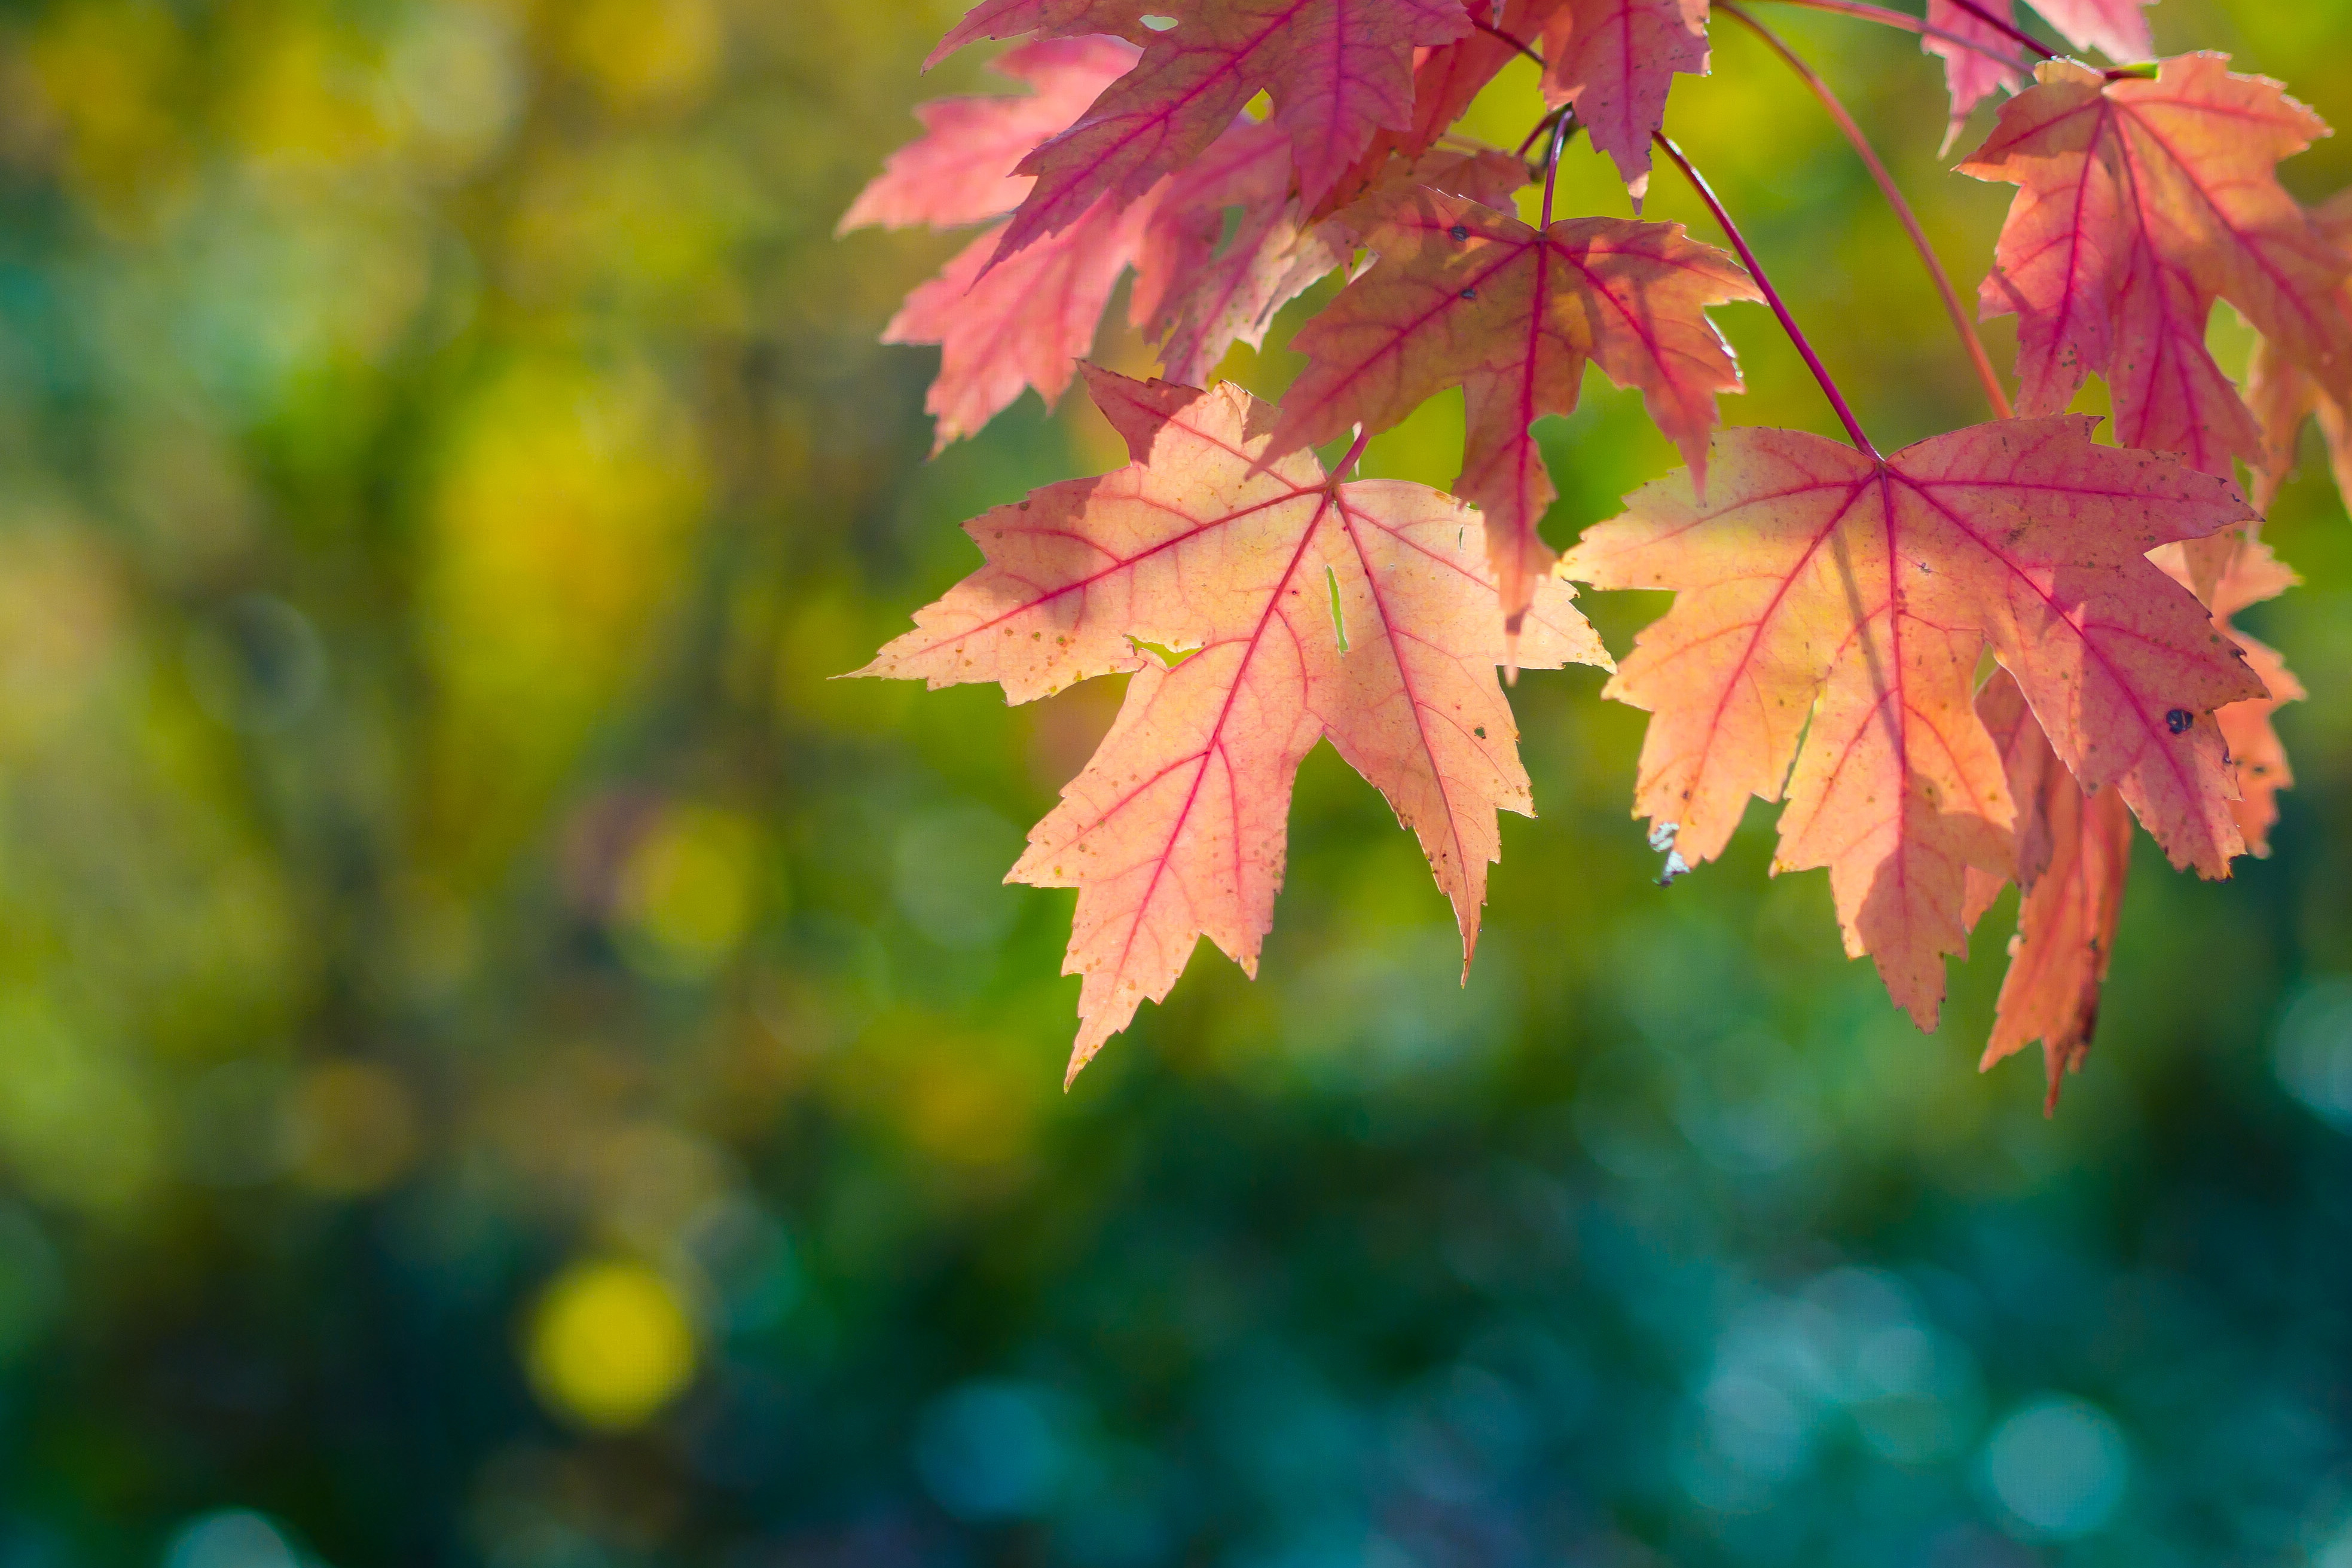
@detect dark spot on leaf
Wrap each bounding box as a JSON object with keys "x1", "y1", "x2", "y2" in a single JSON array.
[
  {"x1": 2166, "y1": 708, "x2": 2193, "y2": 734},
  {"x1": 1450, "y1": 224, "x2": 1469, "y2": 241},
  {"x1": 1460, "y1": 286, "x2": 1477, "y2": 300}
]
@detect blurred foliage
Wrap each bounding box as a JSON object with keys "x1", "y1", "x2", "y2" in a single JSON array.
[{"x1": 0, "y1": 1, "x2": 2347, "y2": 1564}]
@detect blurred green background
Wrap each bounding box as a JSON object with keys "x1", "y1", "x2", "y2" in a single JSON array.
[{"x1": 1, "y1": 0, "x2": 2350, "y2": 1563}]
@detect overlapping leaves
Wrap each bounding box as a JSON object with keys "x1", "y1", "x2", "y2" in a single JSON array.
[{"x1": 847, "y1": 4, "x2": 2334, "y2": 1098}]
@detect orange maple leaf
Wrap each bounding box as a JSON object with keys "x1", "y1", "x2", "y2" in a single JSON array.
[
  {"x1": 1960, "y1": 56, "x2": 2352, "y2": 484},
  {"x1": 856, "y1": 368, "x2": 1609, "y2": 1078},
  {"x1": 2161, "y1": 535, "x2": 2304, "y2": 857},
  {"x1": 1963, "y1": 531, "x2": 2299, "y2": 1111},
  {"x1": 1559, "y1": 418, "x2": 2264, "y2": 1028},
  {"x1": 1272, "y1": 187, "x2": 1757, "y2": 637},
  {"x1": 1965, "y1": 668, "x2": 2132, "y2": 1114},
  {"x1": 2246, "y1": 191, "x2": 2352, "y2": 513}
]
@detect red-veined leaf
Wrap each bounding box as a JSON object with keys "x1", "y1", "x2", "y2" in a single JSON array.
[
  {"x1": 996, "y1": 0, "x2": 1474, "y2": 264},
  {"x1": 1530, "y1": 0, "x2": 1710, "y2": 203},
  {"x1": 1270, "y1": 187, "x2": 1757, "y2": 635},
  {"x1": 925, "y1": 0, "x2": 1157, "y2": 69},
  {"x1": 854, "y1": 369, "x2": 1608, "y2": 1076},
  {"x1": 1960, "y1": 56, "x2": 2352, "y2": 487},
  {"x1": 1559, "y1": 418, "x2": 2264, "y2": 1028},
  {"x1": 2246, "y1": 190, "x2": 2352, "y2": 512},
  {"x1": 1968, "y1": 668, "x2": 2131, "y2": 1114},
  {"x1": 841, "y1": 38, "x2": 1141, "y2": 234}
]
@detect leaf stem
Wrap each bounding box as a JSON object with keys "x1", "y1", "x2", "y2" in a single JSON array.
[
  {"x1": 1936, "y1": 0, "x2": 2057, "y2": 59},
  {"x1": 1516, "y1": 105, "x2": 1569, "y2": 159},
  {"x1": 1470, "y1": 14, "x2": 1547, "y2": 69},
  {"x1": 1540, "y1": 112, "x2": 1569, "y2": 227},
  {"x1": 1719, "y1": 2, "x2": 2012, "y2": 420},
  {"x1": 1654, "y1": 132, "x2": 1879, "y2": 459},
  {"x1": 1752, "y1": 0, "x2": 2033, "y2": 70},
  {"x1": 1334, "y1": 422, "x2": 1373, "y2": 481}
]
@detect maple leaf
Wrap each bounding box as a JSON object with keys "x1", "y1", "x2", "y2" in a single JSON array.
[
  {"x1": 2160, "y1": 535, "x2": 2302, "y2": 855},
  {"x1": 1558, "y1": 418, "x2": 2265, "y2": 1028},
  {"x1": 1128, "y1": 120, "x2": 1327, "y2": 387},
  {"x1": 1961, "y1": 531, "x2": 2300, "y2": 1111},
  {"x1": 1134, "y1": 130, "x2": 1527, "y2": 386},
  {"x1": 1315, "y1": 0, "x2": 1532, "y2": 219},
  {"x1": 842, "y1": 38, "x2": 1144, "y2": 449},
  {"x1": 1924, "y1": 0, "x2": 2161, "y2": 151},
  {"x1": 855, "y1": 368, "x2": 1609, "y2": 1077},
  {"x1": 1325, "y1": 0, "x2": 1714, "y2": 206},
  {"x1": 883, "y1": 200, "x2": 1150, "y2": 452},
  {"x1": 2246, "y1": 190, "x2": 2352, "y2": 512},
  {"x1": 925, "y1": 0, "x2": 1157, "y2": 69},
  {"x1": 1923, "y1": 2, "x2": 2024, "y2": 154},
  {"x1": 851, "y1": 34, "x2": 1523, "y2": 448},
  {"x1": 1960, "y1": 56, "x2": 2352, "y2": 487},
  {"x1": 1529, "y1": 0, "x2": 1710, "y2": 201},
  {"x1": 2030, "y1": 0, "x2": 2155, "y2": 63},
  {"x1": 1965, "y1": 668, "x2": 2132, "y2": 1112},
  {"x1": 1271, "y1": 185, "x2": 1757, "y2": 635},
  {"x1": 840, "y1": 38, "x2": 1142, "y2": 234},
  {"x1": 995, "y1": 0, "x2": 1474, "y2": 264}
]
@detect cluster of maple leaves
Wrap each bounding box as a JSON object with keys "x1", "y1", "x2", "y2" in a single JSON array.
[{"x1": 841, "y1": 0, "x2": 2348, "y2": 1106}]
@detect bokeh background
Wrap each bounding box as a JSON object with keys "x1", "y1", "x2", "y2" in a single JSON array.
[{"x1": 0, "y1": 0, "x2": 2350, "y2": 1563}]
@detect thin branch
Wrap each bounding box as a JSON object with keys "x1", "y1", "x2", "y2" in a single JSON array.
[
  {"x1": 1471, "y1": 15, "x2": 1547, "y2": 69},
  {"x1": 1654, "y1": 133, "x2": 1880, "y2": 459},
  {"x1": 1752, "y1": 0, "x2": 2034, "y2": 71},
  {"x1": 1720, "y1": 2, "x2": 2013, "y2": 420},
  {"x1": 1936, "y1": 0, "x2": 2058, "y2": 59}
]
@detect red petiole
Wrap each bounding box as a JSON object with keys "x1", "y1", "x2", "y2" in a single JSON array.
[
  {"x1": 1755, "y1": 0, "x2": 2035, "y2": 70},
  {"x1": 1720, "y1": 1, "x2": 2014, "y2": 420},
  {"x1": 1654, "y1": 132, "x2": 1880, "y2": 459}
]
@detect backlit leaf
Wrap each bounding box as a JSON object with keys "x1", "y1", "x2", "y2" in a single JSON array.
[
  {"x1": 856, "y1": 369, "x2": 1608, "y2": 1076},
  {"x1": 1560, "y1": 418, "x2": 2264, "y2": 1028}
]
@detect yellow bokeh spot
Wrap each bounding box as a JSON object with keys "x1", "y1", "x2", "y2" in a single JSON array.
[
  {"x1": 421, "y1": 357, "x2": 705, "y2": 870},
  {"x1": 524, "y1": 1259, "x2": 698, "y2": 1432},
  {"x1": 615, "y1": 806, "x2": 765, "y2": 977},
  {"x1": 565, "y1": 0, "x2": 722, "y2": 111}
]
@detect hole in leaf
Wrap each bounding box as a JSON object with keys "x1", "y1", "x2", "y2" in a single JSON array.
[
  {"x1": 1324, "y1": 566, "x2": 1349, "y2": 652},
  {"x1": 1141, "y1": 14, "x2": 1178, "y2": 29},
  {"x1": 1134, "y1": 639, "x2": 1198, "y2": 668}
]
